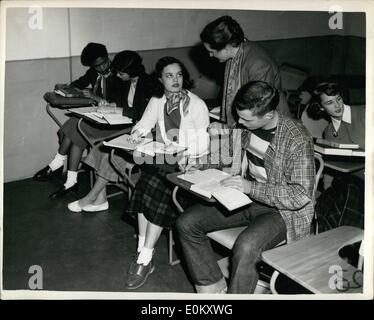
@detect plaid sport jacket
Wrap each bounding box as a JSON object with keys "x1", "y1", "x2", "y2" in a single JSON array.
[{"x1": 209, "y1": 113, "x2": 316, "y2": 242}]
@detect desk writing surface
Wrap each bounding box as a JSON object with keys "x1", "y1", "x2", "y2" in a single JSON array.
[
  {"x1": 166, "y1": 172, "x2": 216, "y2": 203},
  {"x1": 261, "y1": 226, "x2": 363, "y2": 294},
  {"x1": 324, "y1": 160, "x2": 365, "y2": 173}
]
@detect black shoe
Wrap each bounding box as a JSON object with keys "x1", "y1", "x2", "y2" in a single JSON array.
[
  {"x1": 33, "y1": 166, "x2": 63, "y2": 181},
  {"x1": 125, "y1": 260, "x2": 155, "y2": 290},
  {"x1": 49, "y1": 183, "x2": 78, "y2": 199}
]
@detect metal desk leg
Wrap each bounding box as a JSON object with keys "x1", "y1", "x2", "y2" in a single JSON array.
[
  {"x1": 46, "y1": 103, "x2": 63, "y2": 128},
  {"x1": 269, "y1": 270, "x2": 280, "y2": 294},
  {"x1": 169, "y1": 186, "x2": 184, "y2": 266},
  {"x1": 77, "y1": 118, "x2": 96, "y2": 187}
]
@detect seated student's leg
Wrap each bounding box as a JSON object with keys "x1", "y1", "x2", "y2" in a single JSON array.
[
  {"x1": 67, "y1": 176, "x2": 109, "y2": 212},
  {"x1": 125, "y1": 213, "x2": 162, "y2": 289},
  {"x1": 49, "y1": 143, "x2": 83, "y2": 199},
  {"x1": 33, "y1": 123, "x2": 75, "y2": 181},
  {"x1": 125, "y1": 169, "x2": 176, "y2": 290},
  {"x1": 229, "y1": 203, "x2": 286, "y2": 294},
  {"x1": 176, "y1": 203, "x2": 251, "y2": 294},
  {"x1": 67, "y1": 145, "x2": 125, "y2": 211}
]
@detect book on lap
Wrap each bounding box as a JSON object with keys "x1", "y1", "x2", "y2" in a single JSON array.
[{"x1": 179, "y1": 169, "x2": 252, "y2": 211}]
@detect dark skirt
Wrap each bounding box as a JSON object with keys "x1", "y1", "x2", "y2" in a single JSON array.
[
  {"x1": 127, "y1": 164, "x2": 181, "y2": 229},
  {"x1": 59, "y1": 116, "x2": 122, "y2": 149}
]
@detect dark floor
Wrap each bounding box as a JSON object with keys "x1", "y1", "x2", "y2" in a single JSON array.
[{"x1": 3, "y1": 171, "x2": 196, "y2": 293}]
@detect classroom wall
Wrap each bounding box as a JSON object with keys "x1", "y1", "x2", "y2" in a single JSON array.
[{"x1": 3, "y1": 8, "x2": 366, "y2": 182}]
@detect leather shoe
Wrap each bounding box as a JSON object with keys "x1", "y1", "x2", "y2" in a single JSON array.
[
  {"x1": 50, "y1": 183, "x2": 78, "y2": 199},
  {"x1": 33, "y1": 166, "x2": 63, "y2": 181},
  {"x1": 127, "y1": 253, "x2": 140, "y2": 275},
  {"x1": 125, "y1": 260, "x2": 155, "y2": 290}
]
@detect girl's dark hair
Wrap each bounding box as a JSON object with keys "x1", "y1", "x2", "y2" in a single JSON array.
[
  {"x1": 111, "y1": 50, "x2": 145, "y2": 78},
  {"x1": 81, "y1": 42, "x2": 108, "y2": 67},
  {"x1": 233, "y1": 81, "x2": 280, "y2": 117},
  {"x1": 150, "y1": 56, "x2": 193, "y2": 98},
  {"x1": 200, "y1": 16, "x2": 244, "y2": 50},
  {"x1": 307, "y1": 82, "x2": 343, "y2": 120}
]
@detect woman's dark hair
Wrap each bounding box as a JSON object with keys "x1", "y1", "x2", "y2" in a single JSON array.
[
  {"x1": 233, "y1": 81, "x2": 279, "y2": 117},
  {"x1": 200, "y1": 16, "x2": 244, "y2": 50},
  {"x1": 111, "y1": 50, "x2": 145, "y2": 78},
  {"x1": 307, "y1": 82, "x2": 344, "y2": 120},
  {"x1": 150, "y1": 56, "x2": 193, "y2": 98},
  {"x1": 80, "y1": 42, "x2": 108, "y2": 67}
]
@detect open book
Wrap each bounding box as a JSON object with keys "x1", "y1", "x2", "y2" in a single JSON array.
[
  {"x1": 178, "y1": 169, "x2": 252, "y2": 211},
  {"x1": 104, "y1": 135, "x2": 187, "y2": 156},
  {"x1": 136, "y1": 141, "x2": 187, "y2": 156},
  {"x1": 67, "y1": 108, "x2": 133, "y2": 125},
  {"x1": 314, "y1": 140, "x2": 365, "y2": 157},
  {"x1": 92, "y1": 113, "x2": 133, "y2": 125}
]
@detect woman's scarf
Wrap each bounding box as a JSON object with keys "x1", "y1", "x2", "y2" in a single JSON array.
[{"x1": 164, "y1": 89, "x2": 190, "y2": 116}]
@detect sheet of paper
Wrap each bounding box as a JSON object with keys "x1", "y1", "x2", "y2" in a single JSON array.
[{"x1": 103, "y1": 134, "x2": 152, "y2": 150}]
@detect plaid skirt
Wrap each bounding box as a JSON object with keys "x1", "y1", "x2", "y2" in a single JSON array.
[{"x1": 127, "y1": 164, "x2": 181, "y2": 229}]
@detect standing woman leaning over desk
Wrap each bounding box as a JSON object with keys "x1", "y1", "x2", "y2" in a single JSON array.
[
  {"x1": 200, "y1": 15, "x2": 290, "y2": 131},
  {"x1": 308, "y1": 82, "x2": 365, "y2": 149},
  {"x1": 68, "y1": 50, "x2": 152, "y2": 212},
  {"x1": 124, "y1": 56, "x2": 210, "y2": 290},
  {"x1": 33, "y1": 43, "x2": 118, "y2": 199}
]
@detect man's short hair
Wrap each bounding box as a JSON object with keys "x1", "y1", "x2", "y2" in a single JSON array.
[
  {"x1": 80, "y1": 43, "x2": 108, "y2": 67},
  {"x1": 234, "y1": 81, "x2": 279, "y2": 117}
]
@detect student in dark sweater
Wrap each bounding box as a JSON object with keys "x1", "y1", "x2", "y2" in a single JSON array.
[
  {"x1": 309, "y1": 82, "x2": 365, "y2": 149},
  {"x1": 34, "y1": 43, "x2": 117, "y2": 198}
]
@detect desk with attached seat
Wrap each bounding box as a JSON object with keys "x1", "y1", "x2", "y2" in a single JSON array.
[{"x1": 261, "y1": 226, "x2": 364, "y2": 294}]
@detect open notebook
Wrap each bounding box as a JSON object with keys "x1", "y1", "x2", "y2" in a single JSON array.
[
  {"x1": 68, "y1": 108, "x2": 133, "y2": 125},
  {"x1": 178, "y1": 169, "x2": 252, "y2": 211},
  {"x1": 103, "y1": 134, "x2": 152, "y2": 150},
  {"x1": 103, "y1": 135, "x2": 187, "y2": 156}
]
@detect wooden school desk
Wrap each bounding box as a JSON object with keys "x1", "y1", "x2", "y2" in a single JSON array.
[
  {"x1": 324, "y1": 159, "x2": 365, "y2": 173},
  {"x1": 261, "y1": 226, "x2": 364, "y2": 294}
]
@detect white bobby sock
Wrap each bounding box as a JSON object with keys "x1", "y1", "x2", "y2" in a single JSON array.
[
  {"x1": 49, "y1": 153, "x2": 66, "y2": 171},
  {"x1": 137, "y1": 235, "x2": 146, "y2": 253},
  {"x1": 137, "y1": 247, "x2": 154, "y2": 266},
  {"x1": 64, "y1": 170, "x2": 78, "y2": 189}
]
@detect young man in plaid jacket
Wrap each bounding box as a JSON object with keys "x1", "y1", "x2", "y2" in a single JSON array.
[{"x1": 176, "y1": 81, "x2": 316, "y2": 294}]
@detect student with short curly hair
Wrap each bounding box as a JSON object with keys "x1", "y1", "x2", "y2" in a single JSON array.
[{"x1": 200, "y1": 16, "x2": 290, "y2": 130}]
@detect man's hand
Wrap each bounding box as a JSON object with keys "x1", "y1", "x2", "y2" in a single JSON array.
[
  {"x1": 208, "y1": 122, "x2": 230, "y2": 136},
  {"x1": 179, "y1": 162, "x2": 203, "y2": 174},
  {"x1": 220, "y1": 175, "x2": 251, "y2": 194}
]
